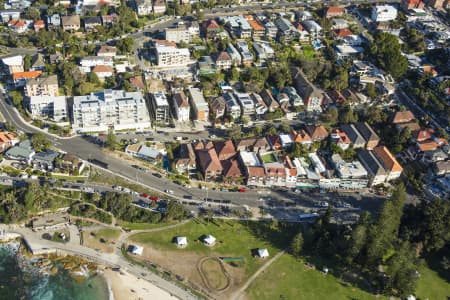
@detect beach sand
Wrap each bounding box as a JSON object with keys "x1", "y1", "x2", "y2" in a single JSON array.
[{"x1": 103, "y1": 268, "x2": 177, "y2": 300}]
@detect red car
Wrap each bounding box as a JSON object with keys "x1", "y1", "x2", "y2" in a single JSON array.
[
  {"x1": 149, "y1": 196, "x2": 158, "y2": 202},
  {"x1": 141, "y1": 193, "x2": 148, "y2": 198},
  {"x1": 239, "y1": 189, "x2": 246, "y2": 193}
]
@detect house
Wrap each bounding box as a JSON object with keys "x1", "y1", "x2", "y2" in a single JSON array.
[
  {"x1": 371, "y1": 5, "x2": 398, "y2": 22},
  {"x1": 196, "y1": 148, "x2": 223, "y2": 180},
  {"x1": 150, "y1": 91, "x2": 170, "y2": 124},
  {"x1": 275, "y1": 18, "x2": 298, "y2": 42},
  {"x1": 222, "y1": 158, "x2": 243, "y2": 182},
  {"x1": 33, "y1": 20, "x2": 45, "y2": 32},
  {"x1": 282, "y1": 86, "x2": 303, "y2": 107},
  {"x1": 252, "y1": 41, "x2": 275, "y2": 60},
  {"x1": 373, "y1": 146, "x2": 403, "y2": 181},
  {"x1": 246, "y1": 166, "x2": 266, "y2": 186},
  {"x1": 175, "y1": 236, "x2": 187, "y2": 248},
  {"x1": 334, "y1": 28, "x2": 353, "y2": 38},
  {"x1": 265, "y1": 163, "x2": 287, "y2": 186},
  {"x1": 263, "y1": 20, "x2": 278, "y2": 40},
  {"x1": 61, "y1": 15, "x2": 80, "y2": 31},
  {"x1": 306, "y1": 125, "x2": 329, "y2": 142},
  {"x1": 257, "y1": 248, "x2": 269, "y2": 258},
  {"x1": 83, "y1": 16, "x2": 102, "y2": 31},
  {"x1": 214, "y1": 51, "x2": 232, "y2": 71},
  {"x1": 267, "y1": 135, "x2": 282, "y2": 151},
  {"x1": 325, "y1": 7, "x2": 344, "y2": 18},
  {"x1": 251, "y1": 93, "x2": 268, "y2": 115},
  {"x1": 341, "y1": 124, "x2": 366, "y2": 148},
  {"x1": 220, "y1": 15, "x2": 252, "y2": 39},
  {"x1": 165, "y1": 23, "x2": 190, "y2": 43},
  {"x1": 32, "y1": 150, "x2": 58, "y2": 171},
  {"x1": 292, "y1": 68, "x2": 323, "y2": 112},
  {"x1": 198, "y1": 56, "x2": 215, "y2": 75},
  {"x1": 355, "y1": 122, "x2": 380, "y2": 150},
  {"x1": 28, "y1": 95, "x2": 67, "y2": 122},
  {"x1": 153, "y1": 0, "x2": 166, "y2": 15},
  {"x1": 173, "y1": 91, "x2": 190, "y2": 122},
  {"x1": 401, "y1": 0, "x2": 424, "y2": 11},
  {"x1": 174, "y1": 143, "x2": 196, "y2": 173},
  {"x1": 0, "y1": 10, "x2": 21, "y2": 23},
  {"x1": 226, "y1": 43, "x2": 241, "y2": 66},
  {"x1": 259, "y1": 89, "x2": 279, "y2": 112},
  {"x1": 134, "y1": 0, "x2": 152, "y2": 15},
  {"x1": 92, "y1": 65, "x2": 114, "y2": 81},
  {"x1": 203, "y1": 235, "x2": 216, "y2": 246},
  {"x1": 214, "y1": 140, "x2": 236, "y2": 161},
  {"x1": 302, "y1": 20, "x2": 322, "y2": 38},
  {"x1": 235, "y1": 138, "x2": 270, "y2": 154},
  {"x1": 188, "y1": 87, "x2": 209, "y2": 122},
  {"x1": 47, "y1": 14, "x2": 61, "y2": 29},
  {"x1": 126, "y1": 144, "x2": 162, "y2": 162},
  {"x1": 245, "y1": 16, "x2": 265, "y2": 38},
  {"x1": 102, "y1": 13, "x2": 119, "y2": 27},
  {"x1": 202, "y1": 19, "x2": 221, "y2": 39},
  {"x1": 56, "y1": 153, "x2": 84, "y2": 175},
  {"x1": 434, "y1": 160, "x2": 450, "y2": 176},
  {"x1": 7, "y1": 19, "x2": 27, "y2": 33},
  {"x1": 357, "y1": 150, "x2": 387, "y2": 186},
  {"x1": 330, "y1": 129, "x2": 351, "y2": 150},
  {"x1": 236, "y1": 41, "x2": 254, "y2": 66},
  {"x1": 12, "y1": 71, "x2": 42, "y2": 88},
  {"x1": 238, "y1": 150, "x2": 261, "y2": 168},
  {"x1": 5, "y1": 140, "x2": 35, "y2": 164},
  {"x1": 331, "y1": 154, "x2": 368, "y2": 179},
  {"x1": 0, "y1": 132, "x2": 19, "y2": 152},
  {"x1": 30, "y1": 53, "x2": 45, "y2": 71},
  {"x1": 129, "y1": 76, "x2": 144, "y2": 91},
  {"x1": 210, "y1": 95, "x2": 226, "y2": 119},
  {"x1": 97, "y1": 45, "x2": 117, "y2": 57},
  {"x1": 223, "y1": 92, "x2": 241, "y2": 120},
  {"x1": 2, "y1": 55, "x2": 23, "y2": 74},
  {"x1": 25, "y1": 75, "x2": 58, "y2": 97},
  {"x1": 235, "y1": 92, "x2": 255, "y2": 116},
  {"x1": 290, "y1": 130, "x2": 312, "y2": 147},
  {"x1": 390, "y1": 110, "x2": 415, "y2": 124}
]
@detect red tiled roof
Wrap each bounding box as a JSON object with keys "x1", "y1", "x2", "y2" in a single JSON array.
[
  {"x1": 290, "y1": 130, "x2": 312, "y2": 143},
  {"x1": 214, "y1": 140, "x2": 236, "y2": 160},
  {"x1": 92, "y1": 65, "x2": 114, "y2": 73},
  {"x1": 374, "y1": 146, "x2": 403, "y2": 173},
  {"x1": 222, "y1": 159, "x2": 242, "y2": 178},
  {"x1": 415, "y1": 128, "x2": 434, "y2": 142},
  {"x1": 248, "y1": 19, "x2": 264, "y2": 31},
  {"x1": 205, "y1": 19, "x2": 220, "y2": 29},
  {"x1": 334, "y1": 28, "x2": 353, "y2": 37},
  {"x1": 34, "y1": 20, "x2": 45, "y2": 27},
  {"x1": 247, "y1": 166, "x2": 265, "y2": 177},
  {"x1": 13, "y1": 71, "x2": 42, "y2": 80},
  {"x1": 327, "y1": 7, "x2": 344, "y2": 14},
  {"x1": 391, "y1": 111, "x2": 415, "y2": 124}
]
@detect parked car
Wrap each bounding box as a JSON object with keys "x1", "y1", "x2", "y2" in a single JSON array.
[
  {"x1": 165, "y1": 189, "x2": 174, "y2": 195},
  {"x1": 239, "y1": 189, "x2": 246, "y2": 193}
]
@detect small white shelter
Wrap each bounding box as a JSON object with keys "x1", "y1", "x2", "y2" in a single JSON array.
[
  {"x1": 129, "y1": 245, "x2": 143, "y2": 256},
  {"x1": 257, "y1": 248, "x2": 269, "y2": 258},
  {"x1": 176, "y1": 236, "x2": 188, "y2": 248},
  {"x1": 203, "y1": 234, "x2": 216, "y2": 246}
]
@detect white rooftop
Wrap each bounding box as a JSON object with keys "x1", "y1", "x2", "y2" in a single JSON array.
[
  {"x1": 203, "y1": 234, "x2": 216, "y2": 245},
  {"x1": 176, "y1": 236, "x2": 187, "y2": 246},
  {"x1": 257, "y1": 248, "x2": 269, "y2": 258},
  {"x1": 239, "y1": 151, "x2": 261, "y2": 166},
  {"x1": 153, "y1": 91, "x2": 169, "y2": 107},
  {"x1": 2, "y1": 55, "x2": 22, "y2": 66}
]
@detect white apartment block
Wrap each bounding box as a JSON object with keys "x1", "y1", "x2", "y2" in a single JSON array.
[
  {"x1": 371, "y1": 5, "x2": 398, "y2": 22},
  {"x1": 235, "y1": 92, "x2": 255, "y2": 116},
  {"x1": 165, "y1": 23, "x2": 190, "y2": 43},
  {"x1": 28, "y1": 96, "x2": 67, "y2": 122},
  {"x1": 79, "y1": 56, "x2": 113, "y2": 73},
  {"x1": 25, "y1": 75, "x2": 59, "y2": 97},
  {"x1": 151, "y1": 91, "x2": 170, "y2": 124},
  {"x1": 72, "y1": 89, "x2": 151, "y2": 133},
  {"x1": 155, "y1": 45, "x2": 191, "y2": 67}
]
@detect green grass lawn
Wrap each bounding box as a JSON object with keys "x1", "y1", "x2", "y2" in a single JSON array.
[
  {"x1": 129, "y1": 219, "x2": 295, "y2": 276},
  {"x1": 260, "y1": 153, "x2": 276, "y2": 164},
  {"x1": 246, "y1": 254, "x2": 388, "y2": 300},
  {"x1": 416, "y1": 262, "x2": 450, "y2": 300},
  {"x1": 51, "y1": 174, "x2": 88, "y2": 181},
  {"x1": 93, "y1": 228, "x2": 121, "y2": 240},
  {"x1": 118, "y1": 220, "x2": 176, "y2": 231}
]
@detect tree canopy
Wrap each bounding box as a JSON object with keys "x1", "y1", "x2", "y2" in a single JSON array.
[{"x1": 369, "y1": 32, "x2": 408, "y2": 79}]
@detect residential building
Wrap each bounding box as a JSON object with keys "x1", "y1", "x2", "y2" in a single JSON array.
[
  {"x1": 330, "y1": 129, "x2": 351, "y2": 150},
  {"x1": 153, "y1": 0, "x2": 166, "y2": 15},
  {"x1": 150, "y1": 91, "x2": 170, "y2": 124},
  {"x1": 401, "y1": 0, "x2": 424, "y2": 11},
  {"x1": 202, "y1": 19, "x2": 221, "y2": 39},
  {"x1": 371, "y1": 5, "x2": 398, "y2": 22},
  {"x1": 434, "y1": 160, "x2": 450, "y2": 176},
  {"x1": 196, "y1": 148, "x2": 223, "y2": 180},
  {"x1": 198, "y1": 56, "x2": 215, "y2": 75},
  {"x1": 24, "y1": 75, "x2": 58, "y2": 97},
  {"x1": 32, "y1": 150, "x2": 58, "y2": 171},
  {"x1": 214, "y1": 140, "x2": 236, "y2": 161},
  {"x1": 373, "y1": 146, "x2": 403, "y2": 181},
  {"x1": 83, "y1": 16, "x2": 102, "y2": 31},
  {"x1": 226, "y1": 43, "x2": 241, "y2": 66},
  {"x1": 236, "y1": 41, "x2": 254, "y2": 66},
  {"x1": 306, "y1": 125, "x2": 329, "y2": 142},
  {"x1": 1, "y1": 55, "x2": 23, "y2": 74},
  {"x1": 210, "y1": 95, "x2": 226, "y2": 119},
  {"x1": 235, "y1": 92, "x2": 255, "y2": 117},
  {"x1": 134, "y1": 0, "x2": 152, "y2": 15},
  {"x1": 302, "y1": 20, "x2": 322, "y2": 38},
  {"x1": 251, "y1": 93, "x2": 268, "y2": 115},
  {"x1": 30, "y1": 53, "x2": 45, "y2": 71},
  {"x1": 341, "y1": 124, "x2": 366, "y2": 148},
  {"x1": 188, "y1": 21, "x2": 199, "y2": 37},
  {"x1": 357, "y1": 149, "x2": 387, "y2": 186},
  {"x1": 355, "y1": 122, "x2": 380, "y2": 150},
  {"x1": 92, "y1": 65, "x2": 114, "y2": 81},
  {"x1": 97, "y1": 45, "x2": 117, "y2": 57},
  {"x1": 33, "y1": 20, "x2": 45, "y2": 32},
  {"x1": 222, "y1": 158, "x2": 243, "y2": 182},
  {"x1": 290, "y1": 129, "x2": 312, "y2": 147},
  {"x1": 155, "y1": 45, "x2": 191, "y2": 67},
  {"x1": 61, "y1": 15, "x2": 80, "y2": 31},
  {"x1": 165, "y1": 23, "x2": 190, "y2": 43},
  {"x1": 213, "y1": 51, "x2": 232, "y2": 70},
  {"x1": 28, "y1": 96, "x2": 67, "y2": 121},
  {"x1": 12, "y1": 71, "x2": 42, "y2": 88},
  {"x1": 7, "y1": 19, "x2": 27, "y2": 33},
  {"x1": 245, "y1": 15, "x2": 265, "y2": 38},
  {"x1": 223, "y1": 92, "x2": 241, "y2": 119},
  {"x1": 72, "y1": 89, "x2": 151, "y2": 132},
  {"x1": 325, "y1": 7, "x2": 344, "y2": 18},
  {"x1": 102, "y1": 13, "x2": 119, "y2": 27},
  {"x1": 292, "y1": 68, "x2": 323, "y2": 112},
  {"x1": 172, "y1": 91, "x2": 190, "y2": 122},
  {"x1": 0, "y1": 132, "x2": 19, "y2": 152},
  {"x1": 0, "y1": 9, "x2": 20, "y2": 23},
  {"x1": 126, "y1": 144, "x2": 162, "y2": 162},
  {"x1": 56, "y1": 153, "x2": 84, "y2": 175},
  {"x1": 5, "y1": 140, "x2": 35, "y2": 164},
  {"x1": 275, "y1": 18, "x2": 298, "y2": 42},
  {"x1": 390, "y1": 110, "x2": 415, "y2": 124},
  {"x1": 260, "y1": 89, "x2": 279, "y2": 112},
  {"x1": 331, "y1": 153, "x2": 368, "y2": 179},
  {"x1": 282, "y1": 86, "x2": 304, "y2": 107},
  {"x1": 79, "y1": 56, "x2": 113, "y2": 73},
  {"x1": 175, "y1": 143, "x2": 196, "y2": 173},
  {"x1": 221, "y1": 15, "x2": 252, "y2": 38},
  {"x1": 246, "y1": 166, "x2": 266, "y2": 186},
  {"x1": 252, "y1": 41, "x2": 275, "y2": 60},
  {"x1": 263, "y1": 20, "x2": 278, "y2": 40},
  {"x1": 47, "y1": 14, "x2": 61, "y2": 29},
  {"x1": 188, "y1": 87, "x2": 208, "y2": 122}
]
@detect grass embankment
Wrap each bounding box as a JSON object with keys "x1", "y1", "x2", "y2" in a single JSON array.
[
  {"x1": 416, "y1": 260, "x2": 450, "y2": 300},
  {"x1": 118, "y1": 221, "x2": 176, "y2": 231}
]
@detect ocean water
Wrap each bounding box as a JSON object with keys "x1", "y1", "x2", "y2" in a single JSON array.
[{"x1": 0, "y1": 243, "x2": 109, "y2": 300}]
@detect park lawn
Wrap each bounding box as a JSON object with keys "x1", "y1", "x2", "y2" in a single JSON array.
[
  {"x1": 93, "y1": 228, "x2": 121, "y2": 240},
  {"x1": 118, "y1": 221, "x2": 176, "y2": 231},
  {"x1": 129, "y1": 219, "x2": 293, "y2": 276},
  {"x1": 416, "y1": 262, "x2": 450, "y2": 300},
  {"x1": 246, "y1": 254, "x2": 387, "y2": 300}
]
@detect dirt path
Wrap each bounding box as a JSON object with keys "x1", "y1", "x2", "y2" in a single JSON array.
[{"x1": 232, "y1": 249, "x2": 287, "y2": 300}]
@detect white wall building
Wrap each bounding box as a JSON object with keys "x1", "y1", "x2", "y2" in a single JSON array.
[
  {"x1": 165, "y1": 23, "x2": 191, "y2": 44},
  {"x1": 28, "y1": 96, "x2": 67, "y2": 122},
  {"x1": 72, "y1": 89, "x2": 151, "y2": 133},
  {"x1": 155, "y1": 45, "x2": 191, "y2": 67},
  {"x1": 371, "y1": 5, "x2": 398, "y2": 22}
]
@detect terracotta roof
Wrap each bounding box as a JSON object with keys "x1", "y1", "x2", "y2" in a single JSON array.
[
  {"x1": 214, "y1": 140, "x2": 236, "y2": 160},
  {"x1": 222, "y1": 159, "x2": 242, "y2": 178},
  {"x1": 418, "y1": 141, "x2": 439, "y2": 152},
  {"x1": 8, "y1": 20, "x2": 25, "y2": 27},
  {"x1": 265, "y1": 166, "x2": 286, "y2": 177},
  {"x1": 327, "y1": 7, "x2": 344, "y2": 14},
  {"x1": 0, "y1": 132, "x2": 16, "y2": 143},
  {"x1": 197, "y1": 148, "x2": 223, "y2": 173},
  {"x1": 247, "y1": 166, "x2": 265, "y2": 177},
  {"x1": 129, "y1": 76, "x2": 144, "y2": 89},
  {"x1": 13, "y1": 71, "x2": 42, "y2": 80},
  {"x1": 391, "y1": 111, "x2": 415, "y2": 124},
  {"x1": 215, "y1": 51, "x2": 231, "y2": 62},
  {"x1": 248, "y1": 19, "x2": 264, "y2": 31},
  {"x1": 290, "y1": 129, "x2": 312, "y2": 143},
  {"x1": 204, "y1": 19, "x2": 220, "y2": 29},
  {"x1": 374, "y1": 146, "x2": 403, "y2": 173},
  {"x1": 253, "y1": 137, "x2": 269, "y2": 149},
  {"x1": 92, "y1": 65, "x2": 114, "y2": 73},
  {"x1": 331, "y1": 129, "x2": 351, "y2": 145},
  {"x1": 154, "y1": 40, "x2": 177, "y2": 47},
  {"x1": 306, "y1": 125, "x2": 329, "y2": 142},
  {"x1": 34, "y1": 20, "x2": 45, "y2": 27},
  {"x1": 267, "y1": 135, "x2": 282, "y2": 149},
  {"x1": 174, "y1": 91, "x2": 189, "y2": 108},
  {"x1": 334, "y1": 28, "x2": 353, "y2": 37},
  {"x1": 415, "y1": 128, "x2": 434, "y2": 142}
]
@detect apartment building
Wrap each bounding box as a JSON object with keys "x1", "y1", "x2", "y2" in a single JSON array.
[
  {"x1": 188, "y1": 87, "x2": 209, "y2": 122},
  {"x1": 371, "y1": 5, "x2": 398, "y2": 22},
  {"x1": 235, "y1": 92, "x2": 255, "y2": 117},
  {"x1": 72, "y1": 89, "x2": 151, "y2": 132},
  {"x1": 28, "y1": 96, "x2": 67, "y2": 122},
  {"x1": 275, "y1": 18, "x2": 298, "y2": 42},
  {"x1": 155, "y1": 45, "x2": 191, "y2": 67},
  {"x1": 223, "y1": 92, "x2": 241, "y2": 119},
  {"x1": 134, "y1": 0, "x2": 152, "y2": 15},
  {"x1": 165, "y1": 23, "x2": 190, "y2": 43},
  {"x1": 150, "y1": 91, "x2": 170, "y2": 124},
  {"x1": 61, "y1": 15, "x2": 80, "y2": 31},
  {"x1": 172, "y1": 91, "x2": 190, "y2": 122},
  {"x1": 25, "y1": 75, "x2": 59, "y2": 97}
]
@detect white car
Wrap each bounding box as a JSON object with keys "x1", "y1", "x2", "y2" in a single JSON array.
[{"x1": 165, "y1": 189, "x2": 174, "y2": 194}]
